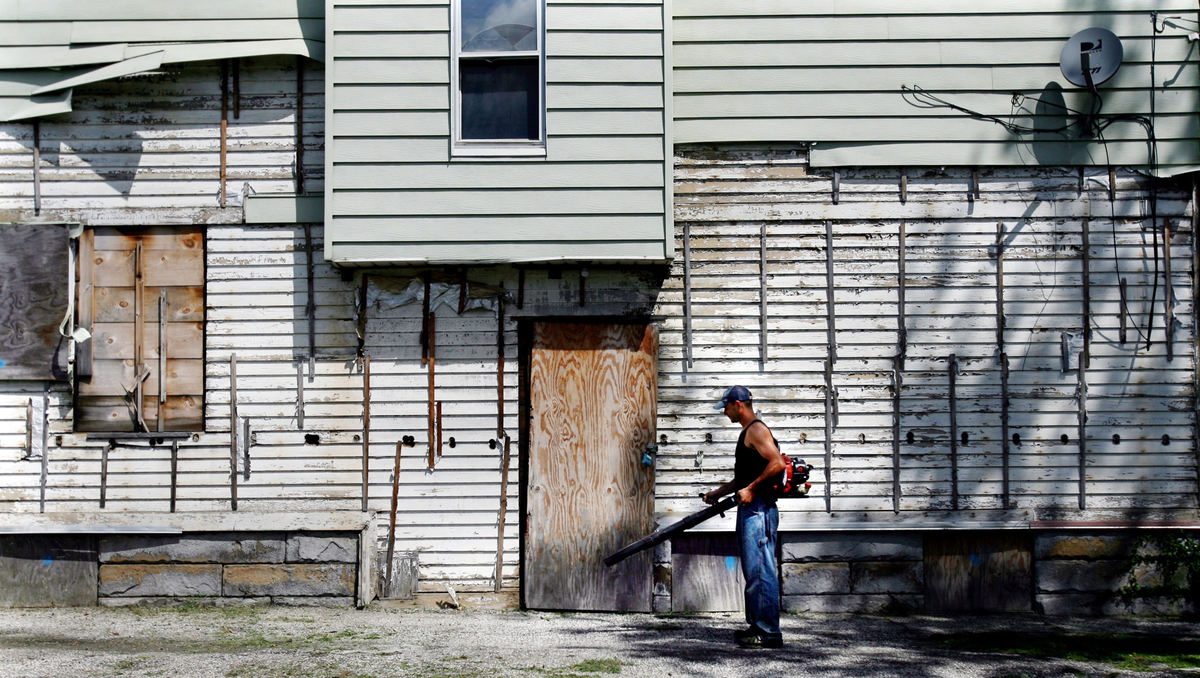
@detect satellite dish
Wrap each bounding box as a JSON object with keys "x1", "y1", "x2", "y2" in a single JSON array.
[{"x1": 1060, "y1": 28, "x2": 1123, "y2": 87}]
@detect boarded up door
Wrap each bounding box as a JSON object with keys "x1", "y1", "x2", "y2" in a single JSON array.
[{"x1": 525, "y1": 322, "x2": 657, "y2": 611}]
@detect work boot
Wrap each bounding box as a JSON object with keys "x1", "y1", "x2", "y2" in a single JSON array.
[{"x1": 735, "y1": 628, "x2": 783, "y2": 649}]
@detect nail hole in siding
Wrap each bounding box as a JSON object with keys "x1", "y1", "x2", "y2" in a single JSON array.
[
  {"x1": 905, "y1": 431, "x2": 914, "y2": 445},
  {"x1": 304, "y1": 433, "x2": 320, "y2": 445},
  {"x1": 1060, "y1": 434, "x2": 1070, "y2": 445},
  {"x1": 1112, "y1": 434, "x2": 1120, "y2": 445}
]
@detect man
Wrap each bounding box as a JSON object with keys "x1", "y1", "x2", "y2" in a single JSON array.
[{"x1": 702, "y1": 385, "x2": 786, "y2": 649}]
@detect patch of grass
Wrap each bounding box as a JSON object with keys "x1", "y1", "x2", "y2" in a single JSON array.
[
  {"x1": 225, "y1": 659, "x2": 377, "y2": 678},
  {"x1": 520, "y1": 658, "x2": 627, "y2": 677},
  {"x1": 937, "y1": 631, "x2": 1200, "y2": 672}
]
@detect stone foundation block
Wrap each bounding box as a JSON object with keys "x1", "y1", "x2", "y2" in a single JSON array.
[
  {"x1": 99, "y1": 564, "x2": 221, "y2": 597},
  {"x1": 223, "y1": 564, "x2": 356, "y2": 597},
  {"x1": 285, "y1": 534, "x2": 357, "y2": 563},
  {"x1": 851, "y1": 561, "x2": 923, "y2": 594},
  {"x1": 783, "y1": 534, "x2": 921, "y2": 563},
  {"x1": 783, "y1": 593, "x2": 921, "y2": 614},
  {"x1": 782, "y1": 562, "x2": 850, "y2": 595},
  {"x1": 653, "y1": 594, "x2": 671, "y2": 614},
  {"x1": 1034, "y1": 534, "x2": 1133, "y2": 560},
  {"x1": 100, "y1": 534, "x2": 285, "y2": 564},
  {"x1": 1035, "y1": 559, "x2": 1127, "y2": 593}
]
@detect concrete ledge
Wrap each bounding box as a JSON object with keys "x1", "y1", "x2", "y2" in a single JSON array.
[
  {"x1": 0, "y1": 512, "x2": 371, "y2": 534},
  {"x1": 272, "y1": 596, "x2": 355, "y2": 608},
  {"x1": 286, "y1": 534, "x2": 356, "y2": 563},
  {"x1": 851, "y1": 561, "x2": 923, "y2": 594},
  {"x1": 99, "y1": 597, "x2": 271, "y2": 608}
]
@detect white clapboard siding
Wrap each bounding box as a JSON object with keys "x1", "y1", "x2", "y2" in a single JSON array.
[
  {"x1": 655, "y1": 145, "x2": 1196, "y2": 530},
  {"x1": 0, "y1": 56, "x2": 323, "y2": 221},
  {"x1": 671, "y1": 1, "x2": 1200, "y2": 173},
  {"x1": 325, "y1": 0, "x2": 670, "y2": 264}
]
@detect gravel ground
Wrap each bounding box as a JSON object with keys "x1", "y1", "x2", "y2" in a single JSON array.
[{"x1": 1, "y1": 605, "x2": 1198, "y2": 678}]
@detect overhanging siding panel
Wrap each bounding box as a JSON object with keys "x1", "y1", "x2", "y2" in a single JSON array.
[
  {"x1": 671, "y1": 2, "x2": 1200, "y2": 173},
  {"x1": 326, "y1": 0, "x2": 670, "y2": 264}
]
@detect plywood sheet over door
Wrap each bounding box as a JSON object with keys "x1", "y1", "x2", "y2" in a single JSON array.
[{"x1": 525, "y1": 322, "x2": 657, "y2": 611}]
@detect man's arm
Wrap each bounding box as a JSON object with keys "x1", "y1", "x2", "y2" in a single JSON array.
[{"x1": 736, "y1": 423, "x2": 786, "y2": 505}]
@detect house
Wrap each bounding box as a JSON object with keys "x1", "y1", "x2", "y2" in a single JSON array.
[{"x1": 0, "y1": 0, "x2": 1198, "y2": 614}]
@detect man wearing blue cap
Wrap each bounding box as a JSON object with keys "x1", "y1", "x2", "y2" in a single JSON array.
[{"x1": 702, "y1": 385, "x2": 786, "y2": 649}]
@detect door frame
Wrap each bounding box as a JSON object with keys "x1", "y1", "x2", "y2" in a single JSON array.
[{"x1": 516, "y1": 315, "x2": 660, "y2": 610}]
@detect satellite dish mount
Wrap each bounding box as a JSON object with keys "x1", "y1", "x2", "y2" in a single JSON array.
[{"x1": 1060, "y1": 28, "x2": 1123, "y2": 136}]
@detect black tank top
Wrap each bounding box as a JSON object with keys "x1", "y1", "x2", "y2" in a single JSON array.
[{"x1": 734, "y1": 419, "x2": 778, "y2": 500}]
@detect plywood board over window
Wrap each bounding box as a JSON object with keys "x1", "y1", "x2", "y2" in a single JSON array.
[
  {"x1": 0, "y1": 224, "x2": 69, "y2": 381},
  {"x1": 75, "y1": 226, "x2": 204, "y2": 432}
]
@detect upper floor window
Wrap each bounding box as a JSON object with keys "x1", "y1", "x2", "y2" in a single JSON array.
[{"x1": 453, "y1": 0, "x2": 544, "y2": 155}]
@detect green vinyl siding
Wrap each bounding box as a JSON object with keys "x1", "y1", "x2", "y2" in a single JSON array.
[
  {"x1": 672, "y1": 1, "x2": 1200, "y2": 173},
  {"x1": 326, "y1": 0, "x2": 671, "y2": 265}
]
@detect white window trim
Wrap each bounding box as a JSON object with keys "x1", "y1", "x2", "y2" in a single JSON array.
[{"x1": 450, "y1": 0, "x2": 546, "y2": 157}]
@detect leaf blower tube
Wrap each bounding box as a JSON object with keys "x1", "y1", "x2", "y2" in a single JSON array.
[
  {"x1": 604, "y1": 457, "x2": 813, "y2": 567},
  {"x1": 603, "y1": 496, "x2": 737, "y2": 567}
]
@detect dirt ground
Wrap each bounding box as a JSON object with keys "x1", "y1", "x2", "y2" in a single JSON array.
[{"x1": 1, "y1": 604, "x2": 1198, "y2": 678}]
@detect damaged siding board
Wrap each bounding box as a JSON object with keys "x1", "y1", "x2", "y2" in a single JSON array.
[
  {"x1": 655, "y1": 148, "x2": 1196, "y2": 527},
  {"x1": 325, "y1": 0, "x2": 670, "y2": 264},
  {"x1": 671, "y1": 2, "x2": 1200, "y2": 173},
  {"x1": 0, "y1": 56, "x2": 324, "y2": 221}
]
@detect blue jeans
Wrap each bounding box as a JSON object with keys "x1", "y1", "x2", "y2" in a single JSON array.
[{"x1": 736, "y1": 496, "x2": 781, "y2": 638}]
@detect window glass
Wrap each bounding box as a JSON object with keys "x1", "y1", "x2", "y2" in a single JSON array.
[
  {"x1": 460, "y1": 59, "x2": 539, "y2": 140},
  {"x1": 461, "y1": 0, "x2": 538, "y2": 52}
]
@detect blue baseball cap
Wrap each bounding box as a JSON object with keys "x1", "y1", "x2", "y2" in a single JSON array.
[{"x1": 715, "y1": 385, "x2": 752, "y2": 409}]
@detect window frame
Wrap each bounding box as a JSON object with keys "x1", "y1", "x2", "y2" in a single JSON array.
[{"x1": 450, "y1": 0, "x2": 547, "y2": 157}]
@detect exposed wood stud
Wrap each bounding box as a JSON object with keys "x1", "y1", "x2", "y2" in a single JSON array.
[
  {"x1": 995, "y1": 221, "x2": 1006, "y2": 357},
  {"x1": 232, "y1": 58, "x2": 240, "y2": 119},
  {"x1": 683, "y1": 222, "x2": 693, "y2": 370},
  {"x1": 436, "y1": 400, "x2": 443, "y2": 459},
  {"x1": 890, "y1": 363, "x2": 902, "y2": 514},
  {"x1": 1119, "y1": 277, "x2": 1129, "y2": 345},
  {"x1": 229, "y1": 353, "x2": 238, "y2": 511},
  {"x1": 1082, "y1": 217, "x2": 1092, "y2": 368},
  {"x1": 421, "y1": 272, "x2": 431, "y2": 365},
  {"x1": 296, "y1": 56, "x2": 305, "y2": 194},
  {"x1": 1077, "y1": 356, "x2": 1088, "y2": 510},
  {"x1": 497, "y1": 289, "x2": 506, "y2": 438},
  {"x1": 579, "y1": 269, "x2": 587, "y2": 307},
  {"x1": 971, "y1": 168, "x2": 980, "y2": 200},
  {"x1": 23, "y1": 399, "x2": 32, "y2": 459},
  {"x1": 1077, "y1": 166, "x2": 1085, "y2": 195},
  {"x1": 31, "y1": 120, "x2": 40, "y2": 215},
  {"x1": 759, "y1": 222, "x2": 768, "y2": 364},
  {"x1": 385, "y1": 440, "x2": 403, "y2": 597},
  {"x1": 495, "y1": 434, "x2": 512, "y2": 593},
  {"x1": 897, "y1": 220, "x2": 906, "y2": 370},
  {"x1": 427, "y1": 311, "x2": 436, "y2": 469},
  {"x1": 39, "y1": 386, "x2": 48, "y2": 513},
  {"x1": 169, "y1": 441, "x2": 178, "y2": 513},
  {"x1": 825, "y1": 219, "x2": 837, "y2": 361},
  {"x1": 243, "y1": 417, "x2": 252, "y2": 481},
  {"x1": 458, "y1": 268, "x2": 468, "y2": 315},
  {"x1": 948, "y1": 354, "x2": 959, "y2": 511},
  {"x1": 822, "y1": 358, "x2": 834, "y2": 514},
  {"x1": 219, "y1": 60, "x2": 228, "y2": 208},
  {"x1": 1000, "y1": 352, "x2": 1011, "y2": 510},
  {"x1": 517, "y1": 268, "x2": 525, "y2": 309},
  {"x1": 831, "y1": 170, "x2": 840, "y2": 205},
  {"x1": 1165, "y1": 217, "x2": 1175, "y2": 361},
  {"x1": 134, "y1": 241, "x2": 146, "y2": 431},
  {"x1": 296, "y1": 360, "x2": 305, "y2": 429},
  {"x1": 100, "y1": 442, "x2": 108, "y2": 509},
  {"x1": 157, "y1": 289, "x2": 167, "y2": 432},
  {"x1": 304, "y1": 223, "x2": 316, "y2": 372},
  {"x1": 362, "y1": 355, "x2": 371, "y2": 512},
  {"x1": 899, "y1": 169, "x2": 908, "y2": 204},
  {"x1": 1108, "y1": 166, "x2": 1117, "y2": 202},
  {"x1": 76, "y1": 228, "x2": 94, "y2": 380}
]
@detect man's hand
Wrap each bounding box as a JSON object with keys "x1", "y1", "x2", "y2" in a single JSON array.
[
  {"x1": 700, "y1": 491, "x2": 716, "y2": 505},
  {"x1": 736, "y1": 487, "x2": 754, "y2": 505}
]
